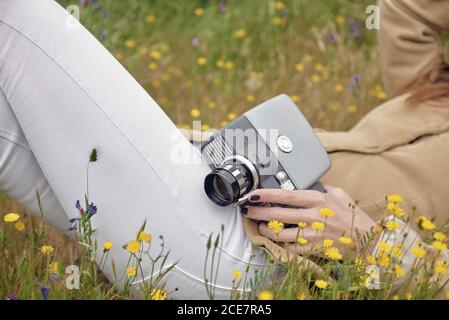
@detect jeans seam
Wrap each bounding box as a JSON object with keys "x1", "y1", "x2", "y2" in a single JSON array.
[
  {"x1": 0, "y1": 19, "x2": 253, "y2": 263},
  {"x1": 0, "y1": 86, "x2": 31, "y2": 151}
]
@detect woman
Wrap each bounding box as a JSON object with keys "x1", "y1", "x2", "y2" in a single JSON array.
[{"x1": 0, "y1": 0, "x2": 447, "y2": 299}]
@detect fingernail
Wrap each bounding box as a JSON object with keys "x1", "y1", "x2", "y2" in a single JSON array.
[
  {"x1": 249, "y1": 195, "x2": 260, "y2": 202},
  {"x1": 241, "y1": 207, "x2": 248, "y2": 215}
]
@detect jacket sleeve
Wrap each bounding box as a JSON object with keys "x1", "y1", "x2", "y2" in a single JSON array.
[{"x1": 378, "y1": 0, "x2": 449, "y2": 98}]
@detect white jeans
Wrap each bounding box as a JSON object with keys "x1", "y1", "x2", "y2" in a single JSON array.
[{"x1": 0, "y1": 0, "x2": 266, "y2": 299}]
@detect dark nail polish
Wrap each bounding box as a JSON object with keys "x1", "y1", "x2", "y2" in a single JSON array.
[
  {"x1": 249, "y1": 195, "x2": 260, "y2": 202},
  {"x1": 241, "y1": 207, "x2": 248, "y2": 215}
]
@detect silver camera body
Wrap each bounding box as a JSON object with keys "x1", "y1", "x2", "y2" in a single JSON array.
[{"x1": 202, "y1": 94, "x2": 331, "y2": 206}]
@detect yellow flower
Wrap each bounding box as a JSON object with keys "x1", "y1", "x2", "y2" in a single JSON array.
[
  {"x1": 125, "y1": 39, "x2": 136, "y2": 49},
  {"x1": 392, "y1": 206, "x2": 405, "y2": 218},
  {"x1": 339, "y1": 236, "x2": 353, "y2": 246},
  {"x1": 216, "y1": 59, "x2": 225, "y2": 68},
  {"x1": 274, "y1": 1, "x2": 286, "y2": 10},
  {"x1": 378, "y1": 252, "x2": 390, "y2": 267},
  {"x1": 49, "y1": 261, "x2": 58, "y2": 273},
  {"x1": 347, "y1": 105, "x2": 358, "y2": 114},
  {"x1": 315, "y1": 280, "x2": 328, "y2": 289},
  {"x1": 233, "y1": 28, "x2": 247, "y2": 39},
  {"x1": 127, "y1": 240, "x2": 140, "y2": 254},
  {"x1": 145, "y1": 14, "x2": 156, "y2": 24},
  {"x1": 232, "y1": 270, "x2": 242, "y2": 280},
  {"x1": 4, "y1": 213, "x2": 20, "y2": 223},
  {"x1": 319, "y1": 208, "x2": 335, "y2": 218},
  {"x1": 433, "y1": 232, "x2": 447, "y2": 242},
  {"x1": 405, "y1": 292, "x2": 413, "y2": 300},
  {"x1": 147, "y1": 62, "x2": 158, "y2": 70},
  {"x1": 335, "y1": 84, "x2": 344, "y2": 93},
  {"x1": 190, "y1": 108, "x2": 201, "y2": 118},
  {"x1": 201, "y1": 124, "x2": 210, "y2": 131},
  {"x1": 297, "y1": 237, "x2": 308, "y2": 246},
  {"x1": 225, "y1": 61, "x2": 235, "y2": 70},
  {"x1": 297, "y1": 292, "x2": 306, "y2": 300},
  {"x1": 14, "y1": 221, "x2": 25, "y2": 232},
  {"x1": 394, "y1": 264, "x2": 405, "y2": 278},
  {"x1": 431, "y1": 241, "x2": 447, "y2": 252},
  {"x1": 290, "y1": 95, "x2": 299, "y2": 103},
  {"x1": 324, "y1": 247, "x2": 342, "y2": 260},
  {"x1": 311, "y1": 221, "x2": 325, "y2": 232},
  {"x1": 258, "y1": 290, "x2": 273, "y2": 300},
  {"x1": 366, "y1": 255, "x2": 376, "y2": 264},
  {"x1": 295, "y1": 63, "x2": 304, "y2": 72},
  {"x1": 311, "y1": 74, "x2": 321, "y2": 84},
  {"x1": 386, "y1": 202, "x2": 397, "y2": 212},
  {"x1": 354, "y1": 257, "x2": 364, "y2": 267},
  {"x1": 197, "y1": 57, "x2": 208, "y2": 66},
  {"x1": 272, "y1": 17, "x2": 284, "y2": 26},
  {"x1": 268, "y1": 220, "x2": 284, "y2": 235},
  {"x1": 298, "y1": 222, "x2": 307, "y2": 229},
  {"x1": 207, "y1": 101, "x2": 216, "y2": 109},
  {"x1": 434, "y1": 261, "x2": 448, "y2": 274},
  {"x1": 322, "y1": 239, "x2": 334, "y2": 248},
  {"x1": 246, "y1": 95, "x2": 256, "y2": 103},
  {"x1": 138, "y1": 231, "x2": 152, "y2": 243},
  {"x1": 194, "y1": 8, "x2": 204, "y2": 16},
  {"x1": 387, "y1": 194, "x2": 403, "y2": 203},
  {"x1": 391, "y1": 244, "x2": 404, "y2": 259},
  {"x1": 378, "y1": 241, "x2": 391, "y2": 253},
  {"x1": 103, "y1": 241, "x2": 113, "y2": 251},
  {"x1": 151, "y1": 289, "x2": 167, "y2": 300},
  {"x1": 411, "y1": 246, "x2": 426, "y2": 259},
  {"x1": 335, "y1": 16, "x2": 345, "y2": 25},
  {"x1": 227, "y1": 113, "x2": 237, "y2": 121},
  {"x1": 420, "y1": 218, "x2": 436, "y2": 231},
  {"x1": 385, "y1": 220, "x2": 401, "y2": 232},
  {"x1": 150, "y1": 50, "x2": 162, "y2": 60},
  {"x1": 41, "y1": 245, "x2": 54, "y2": 255},
  {"x1": 126, "y1": 267, "x2": 137, "y2": 277}
]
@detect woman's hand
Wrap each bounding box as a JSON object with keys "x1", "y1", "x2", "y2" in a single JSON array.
[{"x1": 243, "y1": 185, "x2": 377, "y2": 255}]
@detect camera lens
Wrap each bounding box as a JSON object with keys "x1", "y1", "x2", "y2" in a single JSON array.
[{"x1": 204, "y1": 155, "x2": 259, "y2": 206}]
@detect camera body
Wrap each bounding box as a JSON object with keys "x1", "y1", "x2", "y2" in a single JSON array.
[{"x1": 202, "y1": 94, "x2": 331, "y2": 206}]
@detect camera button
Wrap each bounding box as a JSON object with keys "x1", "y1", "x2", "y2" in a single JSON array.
[{"x1": 277, "y1": 135, "x2": 293, "y2": 153}]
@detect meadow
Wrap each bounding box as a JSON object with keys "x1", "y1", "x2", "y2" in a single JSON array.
[{"x1": 1, "y1": 0, "x2": 449, "y2": 300}]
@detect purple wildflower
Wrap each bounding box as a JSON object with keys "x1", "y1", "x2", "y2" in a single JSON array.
[
  {"x1": 50, "y1": 274, "x2": 60, "y2": 283},
  {"x1": 191, "y1": 37, "x2": 200, "y2": 48},
  {"x1": 5, "y1": 295, "x2": 17, "y2": 300},
  {"x1": 328, "y1": 33, "x2": 337, "y2": 43},
  {"x1": 219, "y1": 2, "x2": 226, "y2": 13},
  {"x1": 353, "y1": 74, "x2": 361, "y2": 86},
  {"x1": 75, "y1": 200, "x2": 81, "y2": 210},
  {"x1": 86, "y1": 203, "x2": 97, "y2": 218},
  {"x1": 41, "y1": 287, "x2": 50, "y2": 300},
  {"x1": 348, "y1": 18, "x2": 362, "y2": 38}
]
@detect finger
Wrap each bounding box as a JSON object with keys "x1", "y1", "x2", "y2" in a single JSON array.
[
  {"x1": 258, "y1": 223, "x2": 301, "y2": 242},
  {"x1": 248, "y1": 189, "x2": 326, "y2": 208},
  {"x1": 245, "y1": 206, "x2": 316, "y2": 224}
]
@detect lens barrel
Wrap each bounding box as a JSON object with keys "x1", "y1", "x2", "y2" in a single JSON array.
[{"x1": 204, "y1": 156, "x2": 258, "y2": 206}]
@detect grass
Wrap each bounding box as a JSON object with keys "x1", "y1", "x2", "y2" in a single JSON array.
[{"x1": 1, "y1": 0, "x2": 449, "y2": 300}]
